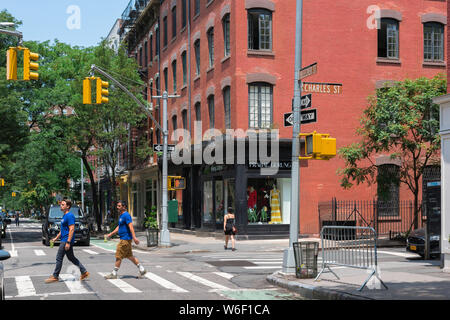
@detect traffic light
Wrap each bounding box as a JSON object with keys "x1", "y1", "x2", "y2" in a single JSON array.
[
  {"x1": 12, "y1": 192, "x2": 16, "y2": 197},
  {"x1": 299, "y1": 131, "x2": 336, "y2": 160},
  {"x1": 6, "y1": 47, "x2": 18, "y2": 80},
  {"x1": 23, "y1": 48, "x2": 39, "y2": 81},
  {"x1": 0, "y1": 178, "x2": 5, "y2": 187},
  {"x1": 83, "y1": 77, "x2": 92, "y2": 104},
  {"x1": 168, "y1": 176, "x2": 186, "y2": 191},
  {"x1": 96, "y1": 77, "x2": 109, "y2": 104}
]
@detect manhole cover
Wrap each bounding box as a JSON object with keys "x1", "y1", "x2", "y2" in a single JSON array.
[{"x1": 207, "y1": 260, "x2": 256, "y2": 267}]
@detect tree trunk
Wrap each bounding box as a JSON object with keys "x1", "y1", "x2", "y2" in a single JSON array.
[{"x1": 82, "y1": 156, "x2": 101, "y2": 232}]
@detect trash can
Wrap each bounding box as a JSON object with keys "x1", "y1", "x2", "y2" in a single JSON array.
[
  {"x1": 146, "y1": 228, "x2": 159, "y2": 247},
  {"x1": 293, "y1": 241, "x2": 319, "y2": 279}
]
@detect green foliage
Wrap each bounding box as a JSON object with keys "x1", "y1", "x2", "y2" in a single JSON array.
[{"x1": 143, "y1": 205, "x2": 158, "y2": 229}]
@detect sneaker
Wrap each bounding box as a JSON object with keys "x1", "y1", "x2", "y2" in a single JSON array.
[
  {"x1": 104, "y1": 273, "x2": 118, "y2": 280},
  {"x1": 232, "y1": 248, "x2": 236, "y2": 251},
  {"x1": 139, "y1": 268, "x2": 147, "y2": 277},
  {"x1": 80, "y1": 271, "x2": 90, "y2": 281},
  {"x1": 45, "y1": 276, "x2": 59, "y2": 283},
  {"x1": 224, "y1": 245, "x2": 227, "y2": 250}
]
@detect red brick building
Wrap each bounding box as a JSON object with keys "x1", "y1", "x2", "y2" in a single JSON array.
[{"x1": 120, "y1": 0, "x2": 446, "y2": 237}]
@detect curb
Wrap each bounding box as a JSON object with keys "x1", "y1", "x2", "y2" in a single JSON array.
[{"x1": 266, "y1": 272, "x2": 373, "y2": 300}]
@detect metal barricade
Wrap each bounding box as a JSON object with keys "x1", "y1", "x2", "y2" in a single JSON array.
[{"x1": 315, "y1": 226, "x2": 388, "y2": 291}]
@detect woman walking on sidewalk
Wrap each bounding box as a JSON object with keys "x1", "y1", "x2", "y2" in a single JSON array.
[
  {"x1": 104, "y1": 200, "x2": 146, "y2": 279},
  {"x1": 45, "y1": 199, "x2": 90, "y2": 283},
  {"x1": 224, "y1": 207, "x2": 236, "y2": 251}
]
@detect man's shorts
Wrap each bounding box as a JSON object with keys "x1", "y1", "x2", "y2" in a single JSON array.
[{"x1": 116, "y1": 240, "x2": 133, "y2": 260}]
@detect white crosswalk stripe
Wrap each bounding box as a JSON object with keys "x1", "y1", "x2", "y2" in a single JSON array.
[
  {"x1": 82, "y1": 249, "x2": 99, "y2": 255},
  {"x1": 177, "y1": 272, "x2": 231, "y2": 291},
  {"x1": 144, "y1": 272, "x2": 188, "y2": 293},
  {"x1": 59, "y1": 274, "x2": 90, "y2": 294},
  {"x1": 34, "y1": 250, "x2": 46, "y2": 256},
  {"x1": 15, "y1": 276, "x2": 36, "y2": 297},
  {"x1": 98, "y1": 272, "x2": 142, "y2": 293}
]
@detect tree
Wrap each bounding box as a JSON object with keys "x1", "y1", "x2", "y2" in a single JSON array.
[{"x1": 338, "y1": 75, "x2": 446, "y2": 232}]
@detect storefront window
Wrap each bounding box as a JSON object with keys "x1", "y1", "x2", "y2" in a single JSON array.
[
  {"x1": 203, "y1": 181, "x2": 213, "y2": 224},
  {"x1": 247, "y1": 178, "x2": 291, "y2": 224},
  {"x1": 224, "y1": 179, "x2": 235, "y2": 211},
  {"x1": 145, "y1": 179, "x2": 157, "y2": 213},
  {"x1": 215, "y1": 180, "x2": 224, "y2": 224},
  {"x1": 132, "y1": 183, "x2": 138, "y2": 217}
]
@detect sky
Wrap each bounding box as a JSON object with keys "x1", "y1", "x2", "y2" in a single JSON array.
[{"x1": 2, "y1": 0, "x2": 130, "y2": 48}]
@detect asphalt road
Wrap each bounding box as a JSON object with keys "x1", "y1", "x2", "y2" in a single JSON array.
[{"x1": 1, "y1": 218, "x2": 306, "y2": 301}]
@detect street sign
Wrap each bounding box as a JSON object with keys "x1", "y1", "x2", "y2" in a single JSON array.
[
  {"x1": 302, "y1": 82, "x2": 343, "y2": 95},
  {"x1": 299, "y1": 62, "x2": 317, "y2": 80},
  {"x1": 291, "y1": 94, "x2": 313, "y2": 111},
  {"x1": 284, "y1": 109, "x2": 317, "y2": 127},
  {"x1": 153, "y1": 144, "x2": 175, "y2": 152}
]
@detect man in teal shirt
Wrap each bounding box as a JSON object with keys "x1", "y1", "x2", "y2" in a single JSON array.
[
  {"x1": 45, "y1": 199, "x2": 90, "y2": 283},
  {"x1": 104, "y1": 200, "x2": 146, "y2": 279}
]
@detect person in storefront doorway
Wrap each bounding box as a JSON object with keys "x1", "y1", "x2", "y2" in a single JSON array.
[{"x1": 224, "y1": 207, "x2": 236, "y2": 251}]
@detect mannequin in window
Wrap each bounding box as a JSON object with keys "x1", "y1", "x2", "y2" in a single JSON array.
[
  {"x1": 247, "y1": 186, "x2": 257, "y2": 209},
  {"x1": 269, "y1": 183, "x2": 282, "y2": 224}
]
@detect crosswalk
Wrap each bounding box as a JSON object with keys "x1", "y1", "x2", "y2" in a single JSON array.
[{"x1": 4, "y1": 269, "x2": 239, "y2": 299}]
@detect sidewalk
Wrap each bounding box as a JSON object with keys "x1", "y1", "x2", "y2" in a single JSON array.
[{"x1": 95, "y1": 229, "x2": 450, "y2": 300}]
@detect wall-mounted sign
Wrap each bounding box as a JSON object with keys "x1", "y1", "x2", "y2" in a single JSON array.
[{"x1": 302, "y1": 82, "x2": 343, "y2": 95}]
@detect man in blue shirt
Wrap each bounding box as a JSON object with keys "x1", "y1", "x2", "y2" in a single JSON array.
[
  {"x1": 45, "y1": 199, "x2": 90, "y2": 283},
  {"x1": 104, "y1": 200, "x2": 146, "y2": 279}
]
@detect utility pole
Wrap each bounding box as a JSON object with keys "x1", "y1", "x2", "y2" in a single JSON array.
[
  {"x1": 283, "y1": 0, "x2": 303, "y2": 274},
  {"x1": 81, "y1": 158, "x2": 84, "y2": 212},
  {"x1": 152, "y1": 91, "x2": 181, "y2": 246}
]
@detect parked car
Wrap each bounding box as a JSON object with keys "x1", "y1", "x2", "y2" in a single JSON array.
[
  {"x1": 0, "y1": 250, "x2": 11, "y2": 300},
  {"x1": 42, "y1": 205, "x2": 90, "y2": 246},
  {"x1": 406, "y1": 228, "x2": 440, "y2": 258},
  {"x1": 0, "y1": 214, "x2": 10, "y2": 239}
]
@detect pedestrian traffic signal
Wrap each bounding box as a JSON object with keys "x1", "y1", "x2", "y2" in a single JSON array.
[
  {"x1": 12, "y1": 192, "x2": 16, "y2": 197},
  {"x1": 168, "y1": 176, "x2": 185, "y2": 190},
  {"x1": 299, "y1": 131, "x2": 336, "y2": 160},
  {"x1": 96, "y1": 78, "x2": 109, "y2": 104},
  {"x1": 83, "y1": 77, "x2": 92, "y2": 104},
  {"x1": 6, "y1": 47, "x2": 18, "y2": 80},
  {"x1": 23, "y1": 48, "x2": 39, "y2": 81}
]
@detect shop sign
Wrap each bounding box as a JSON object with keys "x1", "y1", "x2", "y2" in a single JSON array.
[{"x1": 248, "y1": 161, "x2": 292, "y2": 170}]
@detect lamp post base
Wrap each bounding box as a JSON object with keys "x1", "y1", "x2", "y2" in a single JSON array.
[{"x1": 282, "y1": 248, "x2": 296, "y2": 274}]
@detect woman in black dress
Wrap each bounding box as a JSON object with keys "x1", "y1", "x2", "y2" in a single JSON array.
[{"x1": 223, "y1": 207, "x2": 236, "y2": 251}]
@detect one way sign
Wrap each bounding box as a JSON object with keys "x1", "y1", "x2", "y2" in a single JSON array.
[
  {"x1": 153, "y1": 144, "x2": 176, "y2": 152},
  {"x1": 284, "y1": 109, "x2": 317, "y2": 127},
  {"x1": 292, "y1": 94, "x2": 313, "y2": 111}
]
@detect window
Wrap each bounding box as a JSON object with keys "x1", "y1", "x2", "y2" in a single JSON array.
[
  {"x1": 182, "y1": 110, "x2": 188, "y2": 129},
  {"x1": 223, "y1": 14, "x2": 230, "y2": 57},
  {"x1": 163, "y1": 16, "x2": 168, "y2": 47},
  {"x1": 424, "y1": 22, "x2": 444, "y2": 61},
  {"x1": 207, "y1": 28, "x2": 214, "y2": 67},
  {"x1": 139, "y1": 47, "x2": 143, "y2": 66},
  {"x1": 172, "y1": 6, "x2": 177, "y2": 39},
  {"x1": 194, "y1": 40, "x2": 201, "y2": 75},
  {"x1": 144, "y1": 41, "x2": 148, "y2": 67},
  {"x1": 182, "y1": 0, "x2": 187, "y2": 29},
  {"x1": 378, "y1": 18, "x2": 399, "y2": 59},
  {"x1": 195, "y1": 0, "x2": 200, "y2": 16},
  {"x1": 172, "y1": 60, "x2": 177, "y2": 93},
  {"x1": 223, "y1": 86, "x2": 231, "y2": 129},
  {"x1": 164, "y1": 67, "x2": 168, "y2": 91},
  {"x1": 182, "y1": 51, "x2": 187, "y2": 86},
  {"x1": 248, "y1": 83, "x2": 272, "y2": 129},
  {"x1": 195, "y1": 102, "x2": 201, "y2": 121},
  {"x1": 248, "y1": 9, "x2": 272, "y2": 51},
  {"x1": 208, "y1": 95, "x2": 215, "y2": 128},
  {"x1": 172, "y1": 115, "x2": 178, "y2": 132},
  {"x1": 150, "y1": 35, "x2": 153, "y2": 61},
  {"x1": 377, "y1": 164, "x2": 400, "y2": 216}
]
